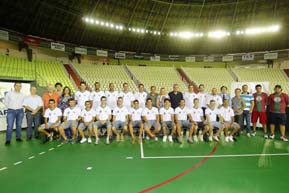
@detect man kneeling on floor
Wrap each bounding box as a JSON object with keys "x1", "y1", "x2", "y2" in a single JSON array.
[
  {"x1": 112, "y1": 97, "x2": 129, "y2": 142},
  {"x1": 142, "y1": 98, "x2": 160, "y2": 141},
  {"x1": 58, "y1": 98, "x2": 81, "y2": 144},
  {"x1": 219, "y1": 99, "x2": 240, "y2": 142},
  {"x1": 78, "y1": 101, "x2": 95, "y2": 144},
  {"x1": 38, "y1": 99, "x2": 62, "y2": 143}
]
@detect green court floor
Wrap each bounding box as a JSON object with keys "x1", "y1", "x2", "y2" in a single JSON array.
[{"x1": 0, "y1": 131, "x2": 289, "y2": 193}]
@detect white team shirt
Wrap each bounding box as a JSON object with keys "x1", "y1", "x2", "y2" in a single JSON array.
[
  {"x1": 134, "y1": 91, "x2": 147, "y2": 108},
  {"x1": 80, "y1": 108, "x2": 96, "y2": 122},
  {"x1": 90, "y1": 91, "x2": 105, "y2": 109},
  {"x1": 184, "y1": 92, "x2": 198, "y2": 109},
  {"x1": 142, "y1": 107, "x2": 159, "y2": 121},
  {"x1": 205, "y1": 108, "x2": 220, "y2": 122},
  {"x1": 63, "y1": 106, "x2": 81, "y2": 121},
  {"x1": 206, "y1": 94, "x2": 223, "y2": 108},
  {"x1": 95, "y1": 105, "x2": 111, "y2": 121},
  {"x1": 219, "y1": 106, "x2": 234, "y2": 122},
  {"x1": 129, "y1": 107, "x2": 143, "y2": 121},
  {"x1": 175, "y1": 106, "x2": 189, "y2": 121},
  {"x1": 75, "y1": 90, "x2": 91, "y2": 109},
  {"x1": 113, "y1": 106, "x2": 128, "y2": 122},
  {"x1": 197, "y1": 92, "x2": 208, "y2": 108},
  {"x1": 189, "y1": 107, "x2": 203, "y2": 122},
  {"x1": 159, "y1": 107, "x2": 175, "y2": 122},
  {"x1": 105, "y1": 91, "x2": 119, "y2": 109},
  {"x1": 44, "y1": 107, "x2": 62, "y2": 123},
  {"x1": 119, "y1": 91, "x2": 134, "y2": 109}
]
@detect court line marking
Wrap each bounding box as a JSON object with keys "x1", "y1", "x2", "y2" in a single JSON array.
[
  {"x1": 139, "y1": 142, "x2": 289, "y2": 192},
  {"x1": 13, "y1": 161, "x2": 23, "y2": 166},
  {"x1": 0, "y1": 143, "x2": 64, "y2": 172},
  {"x1": 0, "y1": 167, "x2": 7, "y2": 171},
  {"x1": 28, "y1": 156, "x2": 35, "y2": 160},
  {"x1": 142, "y1": 153, "x2": 289, "y2": 159},
  {"x1": 140, "y1": 142, "x2": 289, "y2": 159},
  {"x1": 140, "y1": 142, "x2": 144, "y2": 159},
  {"x1": 138, "y1": 143, "x2": 219, "y2": 193}
]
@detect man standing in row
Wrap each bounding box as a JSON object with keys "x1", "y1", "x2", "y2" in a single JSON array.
[
  {"x1": 268, "y1": 85, "x2": 289, "y2": 141},
  {"x1": 23, "y1": 86, "x2": 43, "y2": 140},
  {"x1": 5, "y1": 82, "x2": 25, "y2": 145}
]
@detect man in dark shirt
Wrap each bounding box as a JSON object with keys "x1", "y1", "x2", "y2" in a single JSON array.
[
  {"x1": 147, "y1": 86, "x2": 159, "y2": 108},
  {"x1": 168, "y1": 84, "x2": 183, "y2": 109}
]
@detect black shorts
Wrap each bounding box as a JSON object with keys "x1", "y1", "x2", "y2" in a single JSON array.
[
  {"x1": 269, "y1": 112, "x2": 287, "y2": 125},
  {"x1": 44, "y1": 128, "x2": 54, "y2": 132},
  {"x1": 196, "y1": 122, "x2": 204, "y2": 129}
]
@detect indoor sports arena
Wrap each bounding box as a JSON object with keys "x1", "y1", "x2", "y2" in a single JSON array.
[{"x1": 0, "y1": 1, "x2": 289, "y2": 193}]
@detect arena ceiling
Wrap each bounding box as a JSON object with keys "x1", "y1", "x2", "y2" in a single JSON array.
[{"x1": 0, "y1": 0, "x2": 289, "y2": 55}]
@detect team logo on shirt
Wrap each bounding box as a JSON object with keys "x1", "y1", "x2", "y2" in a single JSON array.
[
  {"x1": 274, "y1": 97, "x2": 281, "y2": 103},
  {"x1": 256, "y1": 96, "x2": 262, "y2": 101}
]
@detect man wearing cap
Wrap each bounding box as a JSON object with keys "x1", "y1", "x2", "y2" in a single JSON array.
[{"x1": 268, "y1": 85, "x2": 289, "y2": 141}]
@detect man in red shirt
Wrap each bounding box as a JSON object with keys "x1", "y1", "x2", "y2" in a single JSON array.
[
  {"x1": 42, "y1": 84, "x2": 60, "y2": 110},
  {"x1": 268, "y1": 85, "x2": 289, "y2": 141},
  {"x1": 251, "y1": 84, "x2": 268, "y2": 138}
]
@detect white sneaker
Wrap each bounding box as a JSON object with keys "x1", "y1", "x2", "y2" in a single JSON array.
[
  {"x1": 48, "y1": 134, "x2": 53, "y2": 142},
  {"x1": 178, "y1": 136, "x2": 183, "y2": 143},
  {"x1": 225, "y1": 136, "x2": 229, "y2": 142},
  {"x1": 80, "y1": 138, "x2": 87, "y2": 144},
  {"x1": 264, "y1": 134, "x2": 268, "y2": 139},
  {"x1": 162, "y1": 135, "x2": 167, "y2": 142},
  {"x1": 209, "y1": 136, "x2": 213, "y2": 142},
  {"x1": 88, "y1": 138, "x2": 92, "y2": 144},
  {"x1": 280, "y1": 136, "x2": 288, "y2": 142},
  {"x1": 106, "y1": 138, "x2": 110, "y2": 145},
  {"x1": 146, "y1": 136, "x2": 150, "y2": 140},
  {"x1": 229, "y1": 136, "x2": 234, "y2": 142},
  {"x1": 269, "y1": 134, "x2": 275, "y2": 139},
  {"x1": 193, "y1": 135, "x2": 198, "y2": 142},
  {"x1": 168, "y1": 135, "x2": 173, "y2": 142},
  {"x1": 50, "y1": 132, "x2": 54, "y2": 141},
  {"x1": 251, "y1": 132, "x2": 256, "y2": 137},
  {"x1": 213, "y1": 135, "x2": 219, "y2": 142},
  {"x1": 187, "y1": 137, "x2": 193, "y2": 143},
  {"x1": 95, "y1": 138, "x2": 99, "y2": 145},
  {"x1": 247, "y1": 133, "x2": 251, "y2": 138},
  {"x1": 154, "y1": 137, "x2": 158, "y2": 141},
  {"x1": 199, "y1": 134, "x2": 204, "y2": 142}
]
